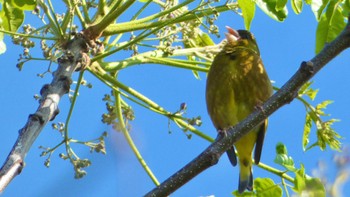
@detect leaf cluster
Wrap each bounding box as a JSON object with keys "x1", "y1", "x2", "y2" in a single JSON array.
[
  {"x1": 298, "y1": 81, "x2": 341, "y2": 152},
  {"x1": 237, "y1": 0, "x2": 349, "y2": 53}
]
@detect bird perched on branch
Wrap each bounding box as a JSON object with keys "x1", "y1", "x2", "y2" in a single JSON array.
[{"x1": 205, "y1": 27, "x2": 273, "y2": 193}]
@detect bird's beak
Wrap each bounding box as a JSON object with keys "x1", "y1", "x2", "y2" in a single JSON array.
[{"x1": 225, "y1": 26, "x2": 240, "y2": 42}]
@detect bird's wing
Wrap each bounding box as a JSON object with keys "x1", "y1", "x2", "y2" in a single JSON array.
[{"x1": 254, "y1": 119, "x2": 268, "y2": 164}]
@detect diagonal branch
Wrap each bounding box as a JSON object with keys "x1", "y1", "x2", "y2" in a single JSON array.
[
  {"x1": 0, "y1": 34, "x2": 89, "y2": 193},
  {"x1": 144, "y1": 18, "x2": 350, "y2": 197}
]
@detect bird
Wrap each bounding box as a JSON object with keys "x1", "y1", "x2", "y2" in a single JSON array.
[{"x1": 205, "y1": 26, "x2": 273, "y2": 193}]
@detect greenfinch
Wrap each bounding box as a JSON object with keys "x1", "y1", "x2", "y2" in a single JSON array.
[{"x1": 206, "y1": 27, "x2": 272, "y2": 193}]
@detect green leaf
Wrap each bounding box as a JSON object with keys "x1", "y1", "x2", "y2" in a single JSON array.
[
  {"x1": 294, "y1": 165, "x2": 325, "y2": 196},
  {"x1": 274, "y1": 143, "x2": 296, "y2": 171},
  {"x1": 298, "y1": 81, "x2": 319, "y2": 100},
  {"x1": 315, "y1": 3, "x2": 346, "y2": 54},
  {"x1": 305, "y1": 88, "x2": 319, "y2": 101},
  {"x1": 8, "y1": 0, "x2": 36, "y2": 11},
  {"x1": 298, "y1": 81, "x2": 313, "y2": 96},
  {"x1": 254, "y1": 178, "x2": 282, "y2": 197},
  {"x1": 293, "y1": 164, "x2": 306, "y2": 192},
  {"x1": 317, "y1": 119, "x2": 341, "y2": 151},
  {"x1": 343, "y1": 0, "x2": 350, "y2": 17},
  {"x1": 238, "y1": 0, "x2": 256, "y2": 30},
  {"x1": 303, "y1": 113, "x2": 312, "y2": 151},
  {"x1": 0, "y1": 1, "x2": 24, "y2": 32},
  {"x1": 198, "y1": 32, "x2": 215, "y2": 46},
  {"x1": 304, "y1": 0, "x2": 312, "y2": 5},
  {"x1": 232, "y1": 190, "x2": 256, "y2": 196},
  {"x1": 291, "y1": 0, "x2": 303, "y2": 14},
  {"x1": 256, "y1": 0, "x2": 288, "y2": 21},
  {"x1": 182, "y1": 28, "x2": 213, "y2": 79},
  {"x1": 275, "y1": 142, "x2": 288, "y2": 154},
  {"x1": 192, "y1": 70, "x2": 200, "y2": 79},
  {"x1": 303, "y1": 177, "x2": 326, "y2": 196},
  {"x1": 276, "y1": 0, "x2": 287, "y2": 11},
  {"x1": 316, "y1": 100, "x2": 333, "y2": 110},
  {"x1": 311, "y1": 0, "x2": 329, "y2": 21}
]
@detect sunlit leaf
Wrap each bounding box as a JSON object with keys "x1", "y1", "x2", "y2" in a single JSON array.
[
  {"x1": 311, "y1": 0, "x2": 329, "y2": 21},
  {"x1": 182, "y1": 28, "x2": 214, "y2": 79},
  {"x1": 298, "y1": 81, "x2": 313, "y2": 96},
  {"x1": 276, "y1": 0, "x2": 287, "y2": 11},
  {"x1": 293, "y1": 164, "x2": 306, "y2": 193},
  {"x1": 254, "y1": 178, "x2": 282, "y2": 197},
  {"x1": 232, "y1": 190, "x2": 256, "y2": 196},
  {"x1": 317, "y1": 119, "x2": 341, "y2": 151},
  {"x1": 303, "y1": 113, "x2": 312, "y2": 151},
  {"x1": 274, "y1": 143, "x2": 296, "y2": 171},
  {"x1": 304, "y1": 0, "x2": 312, "y2": 5},
  {"x1": 256, "y1": 0, "x2": 288, "y2": 21},
  {"x1": 191, "y1": 70, "x2": 200, "y2": 79},
  {"x1": 315, "y1": 3, "x2": 346, "y2": 54},
  {"x1": 238, "y1": 0, "x2": 256, "y2": 30},
  {"x1": 0, "y1": 1, "x2": 24, "y2": 32},
  {"x1": 8, "y1": 0, "x2": 36, "y2": 11},
  {"x1": 298, "y1": 81, "x2": 319, "y2": 100},
  {"x1": 294, "y1": 165, "x2": 325, "y2": 196},
  {"x1": 343, "y1": 0, "x2": 350, "y2": 17},
  {"x1": 303, "y1": 177, "x2": 326, "y2": 197},
  {"x1": 316, "y1": 100, "x2": 333, "y2": 110},
  {"x1": 291, "y1": 0, "x2": 303, "y2": 14},
  {"x1": 305, "y1": 88, "x2": 319, "y2": 101},
  {"x1": 275, "y1": 142, "x2": 288, "y2": 154},
  {"x1": 198, "y1": 32, "x2": 215, "y2": 46}
]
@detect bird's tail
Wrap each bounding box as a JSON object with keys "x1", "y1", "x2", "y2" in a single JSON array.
[{"x1": 238, "y1": 160, "x2": 253, "y2": 193}]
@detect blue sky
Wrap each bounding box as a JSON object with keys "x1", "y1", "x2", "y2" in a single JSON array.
[{"x1": 0, "y1": 2, "x2": 350, "y2": 197}]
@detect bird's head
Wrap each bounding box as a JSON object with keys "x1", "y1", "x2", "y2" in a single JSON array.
[{"x1": 224, "y1": 26, "x2": 260, "y2": 55}]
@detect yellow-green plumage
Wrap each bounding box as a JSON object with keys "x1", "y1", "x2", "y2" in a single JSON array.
[{"x1": 206, "y1": 27, "x2": 272, "y2": 193}]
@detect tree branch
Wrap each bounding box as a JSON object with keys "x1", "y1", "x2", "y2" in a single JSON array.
[
  {"x1": 0, "y1": 34, "x2": 89, "y2": 193},
  {"x1": 144, "y1": 18, "x2": 350, "y2": 197}
]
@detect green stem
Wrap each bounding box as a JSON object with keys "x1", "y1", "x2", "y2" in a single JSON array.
[
  {"x1": 104, "y1": 33, "x2": 123, "y2": 51},
  {"x1": 128, "y1": 0, "x2": 194, "y2": 25},
  {"x1": 60, "y1": 7, "x2": 73, "y2": 34},
  {"x1": 45, "y1": 140, "x2": 66, "y2": 154},
  {"x1": 131, "y1": 0, "x2": 152, "y2": 21},
  {"x1": 0, "y1": 29, "x2": 57, "y2": 40},
  {"x1": 282, "y1": 178, "x2": 290, "y2": 197},
  {"x1": 144, "y1": 56, "x2": 209, "y2": 72},
  {"x1": 73, "y1": 0, "x2": 87, "y2": 29},
  {"x1": 91, "y1": 0, "x2": 217, "y2": 61},
  {"x1": 47, "y1": 0, "x2": 64, "y2": 37},
  {"x1": 102, "y1": 3, "x2": 235, "y2": 35},
  {"x1": 63, "y1": 70, "x2": 85, "y2": 166},
  {"x1": 96, "y1": 43, "x2": 221, "y2": 70},
  {"x1": 36, "y1": 1, "x2": 60, "y2": 38},
  {"x1": 64, "y1": 71, "x2": 85, "y2": 140},
  {"x1": 88, "y1": 63, "x2": 213, "y2": 142},
  {"x1": 80, "y1": 0, "x2": 91, "y2": 24},
  {"x1": 114, "y1": 88, "x2": 160, "y2": 185},
  {"x1": 91, "y1": 0, "x2": 137, "y2": 33},
  {"x1": 257, "y1": 162, "x2": 294, "y2": 183},
  {"x1": 150, "y1": 0, "x2": 166, "y2": 7}
]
